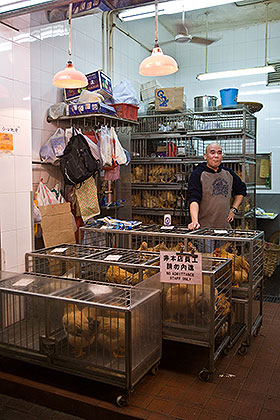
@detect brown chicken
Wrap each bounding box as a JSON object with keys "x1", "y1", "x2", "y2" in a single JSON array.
[{"x1": 62, "y1": 302, "x2": 99, "y2": 358}]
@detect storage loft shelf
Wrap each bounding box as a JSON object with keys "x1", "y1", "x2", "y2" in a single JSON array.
[
  {"x1": 47, "y1": 113, "x2": 139, "y2": 128},
  {"x1": 132, "y1": 183, "x2": 187, "y2": 190},
  {"x1": 132, "y1": 208, "x2": 184, "y2": 216}
]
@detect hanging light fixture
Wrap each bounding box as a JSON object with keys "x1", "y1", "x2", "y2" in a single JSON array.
[
  {"x1": 52, "y1": 3, "x2": 88, "y2": 89},
  {"x1": 139, "y1": 0, "x2": 178, "y2": 76}
]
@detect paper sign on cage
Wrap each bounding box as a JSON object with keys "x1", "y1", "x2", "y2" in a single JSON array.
[{"x1": 160, "y1": 250, "x2": 202, "y2": 285}]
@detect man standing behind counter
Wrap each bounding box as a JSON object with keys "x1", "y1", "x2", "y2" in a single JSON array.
[{"x1": 188, "y1": 143, "x2": 247, "y2": 230}]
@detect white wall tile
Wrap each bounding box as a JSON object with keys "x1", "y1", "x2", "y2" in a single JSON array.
[
  {"x1": 13, "y1": 80, "x2": 31, "y2": 121},
  {"x1": 15, "y1": 192, "x2": 31, "y2": 230},
  {"x1": 16, "y1": 227, "x2": 32, "y2": 267},
  {"x1": 14, "y1": 155, "x2": 32, "y2": 192},
  {"x1": 1, "y1": 230, "x2": 18, "y2": 271},
  {"x1": 13, "y1": 43, "x2": 30, "y2": 84},
  {"x1": 0, "y1": 192, "x2": 16, "y2": 232},
  {"x1": 13, "y1": 117, "x2": 32, "y2": 156},
  {"x1": 0, "y1": 76, "x2": 14, "y2": 117},
  {"x1": 0, "y1": 155, "x2": 15, "y2": 193}
]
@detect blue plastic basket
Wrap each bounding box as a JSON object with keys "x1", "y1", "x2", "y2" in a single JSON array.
[{"x1": 220, "y1": 88, "x2": 238, "y2": 108}]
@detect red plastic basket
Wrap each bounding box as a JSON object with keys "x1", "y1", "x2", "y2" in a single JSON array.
[{"x1": 112, "y1": 103, "x2": 138, "y2": 121}]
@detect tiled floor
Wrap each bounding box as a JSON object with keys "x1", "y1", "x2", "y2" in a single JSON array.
[{"x1": 0, "y1": 301, "x2": 279, "y2": 420}]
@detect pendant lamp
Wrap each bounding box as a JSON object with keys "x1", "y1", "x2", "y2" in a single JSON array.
[
  {"x1": 139, "y1": 0, "x2": 178, "y2": 76},
  {"x1": 52, "y1": 3, "x2": 88, "y2": 89}
]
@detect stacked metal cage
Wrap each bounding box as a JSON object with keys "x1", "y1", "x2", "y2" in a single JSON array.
[
  {"x1": 132, "y1": 108, "x2": 257, "y2": 228},
  {"x1": 25, "y1": 244, "x2": 160, "y2": 286},
  {"x1": 185, "y1": 228, "x2": 264, "y2": 349},
  {"x1": 25, "y1": 242, "x2": 233, "y2": 381},
  {"x1": 79, "y1": 225, "x2": 263, "y2": 351},
  {"x1": 162, "y1": 255, "x2": 232, "y2": 381},
  {"x1": 0, "y1": 272, "x2": 161, "y2": 406}
]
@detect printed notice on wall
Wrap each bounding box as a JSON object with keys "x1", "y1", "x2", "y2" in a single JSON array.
[
  {"x1": 0, "y1": 133, "x2": 13, "y2": 152},
  {"x1": 160, "y1": 250, "x2": 202, "y2": 285}
]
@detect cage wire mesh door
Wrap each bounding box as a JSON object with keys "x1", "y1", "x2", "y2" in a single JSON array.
[{"x1": 0, "y1": 273, "x2": 161, "y2": 406}]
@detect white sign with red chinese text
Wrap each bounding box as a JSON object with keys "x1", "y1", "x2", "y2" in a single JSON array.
[{"x1": 160, "y1": 250, "x2": 202, "y2": 285}]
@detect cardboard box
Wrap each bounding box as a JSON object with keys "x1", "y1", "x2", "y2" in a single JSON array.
[
  {"x1": 66, "y1": 102, "x2": 116, "y2": 116},
  {"x1": 155, "y1": 87, "x2": 184, "y2": 112},
  {"x1": 64, "y1": 70, "x2": 113, "y2": 101}
]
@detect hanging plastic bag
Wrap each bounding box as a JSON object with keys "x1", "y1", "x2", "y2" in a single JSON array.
[
  {"x1": 33, "y1": 202, "x2": 42, "y2": 223},
  {"x1": 111, "y1": 127, "x2": 127, "y2": 166},
  {"x1": 83, "y1": 132, "x2": 102, "y2": 164},
  {"x1": 35, "y1": 180, "x2": 60, "y2": 206},
  {"x1": 40, "y1": 128, "x2": 65, "y2": 165},
  {"x1": 104, "y1": 165, "x2": 120, "y2": 181},
  {"x1": 99, "y1": 125, "x2": 113, "y2": 167},
  {"x1": 113, "y1": 80, "x2": 139, "y2": 105},
  {"x1": 51, "y1": 183, "x2": 65, "y2": 203}
]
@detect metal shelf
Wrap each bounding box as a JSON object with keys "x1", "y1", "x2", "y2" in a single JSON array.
[
  {"x1": 132, "y1": 208, "x2": 185, "y2": 216},
  {"x1": 131, "y1": 183, "x2": 187, "y2": 190},
  {"x1": 47, "y1": 113, "x2": 138, "y2": 128}
]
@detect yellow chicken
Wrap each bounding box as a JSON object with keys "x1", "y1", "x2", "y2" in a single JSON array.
[
  {"x1": 213, "y1": 247, "x2": 249, "y2": 287},
  {"x1": 96, "y1": 313, "x2": 126, "y2": 359},
  {"x1": 62, "y1": 302, "x2": 99, "y2": 358},
  {"x1": 106, "y1": 265, "x2": 150, "y2": 285},
  {"x1": 215, "y1": 291, "x2": 231, "y2": 316}
]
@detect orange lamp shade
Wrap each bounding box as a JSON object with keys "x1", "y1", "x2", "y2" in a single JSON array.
[
  {"x1": 139, "y1": 47, "x2": 178, "y2": 76},
  {"x1": 52, "y1": 61, "x2": 88, "y2": 89}
]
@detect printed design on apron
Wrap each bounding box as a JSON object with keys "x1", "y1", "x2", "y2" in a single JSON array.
[{"x1": 211, "y1": 177, "x2": 229, "y2": 197}]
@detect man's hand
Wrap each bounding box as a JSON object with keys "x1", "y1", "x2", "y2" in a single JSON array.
[
  {"x1": 188, "y1": 221, "x2": 201, "y2": 230},
  {"x1": 227, "y1": 209, "x2": 235, "y2": 223}
]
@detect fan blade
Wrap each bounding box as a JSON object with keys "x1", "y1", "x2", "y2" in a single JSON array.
[
  {"x1": 190, "y1": 36, "x2": 218, "y2": 46},
  {"x1": 159, "y1": 40, "x2": 176, "y2": 46}
]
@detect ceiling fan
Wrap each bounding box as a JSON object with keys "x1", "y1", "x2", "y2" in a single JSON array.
[{"x1": 160, "y1": 11, "x2": 219, "y2": 46}]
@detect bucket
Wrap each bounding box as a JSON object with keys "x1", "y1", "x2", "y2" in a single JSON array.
[
  {"x1": 194, "y1": 95, "x2": 217, "y2": 111},
  {"x1": 220, "y1": 88, "x2": 238, "y2": 108}
]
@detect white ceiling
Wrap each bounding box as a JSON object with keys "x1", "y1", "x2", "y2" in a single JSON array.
[{"x1": 153, "y1": 0, "x2": 280, "y2": 36}]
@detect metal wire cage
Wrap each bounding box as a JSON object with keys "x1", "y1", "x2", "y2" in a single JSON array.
[
  {"x1": 136, "y1": 112, "x2": 193, "y2": 134},
  {"x1": 25, "y1": 244, "x2": 160, "y2": 287},
  {"x1": 0, "y1": 273, "x2": 161, "y2": 405},
  {"x1": 189, "y1": 109, "x2": 256, "y2": 139},
  {"x1": 162, "y1": 255, "x2": 232, "y2": 380}
]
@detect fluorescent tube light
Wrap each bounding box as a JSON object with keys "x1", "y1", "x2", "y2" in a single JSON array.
[
  {"x1": 240, "y1": 81, "x2": 266, "y2": 87},
  {"x1": 119, "y1": 0, "x2": 242, "y2": 22},
  {"x1": 0, "y1": 0, "x2": 53, "y2": 15},
  {"x1": 196, "y1": 65, "x2": 275, "y2": 81}
]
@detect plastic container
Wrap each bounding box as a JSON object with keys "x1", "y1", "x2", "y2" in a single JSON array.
[
  {"x1": 112, "y1": 103, "x2": 139, "y2": 121},
  {"x1": 220, "y1": 88, "x2": 238, "y2": 108}
]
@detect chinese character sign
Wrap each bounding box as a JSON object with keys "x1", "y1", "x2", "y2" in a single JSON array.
[{"x1": 160, "y1": 250, "x2": 202, "y2": 285}]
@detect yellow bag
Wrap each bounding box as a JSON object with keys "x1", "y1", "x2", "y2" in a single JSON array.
[{"x1": 74, "y1": 177, "x2": 100, "y2": 222}]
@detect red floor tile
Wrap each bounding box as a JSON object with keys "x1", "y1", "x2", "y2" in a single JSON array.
[
  {"x1": 212, "y1": 382, "x2": 240, "y2": 401},
  {"x1": 198, "y1": 409, "x2": 230, "y2": 420},
  {"x1": 258, "y1": 408, "x2": 280, "y2": 420},
  {"x1": 263, "y1": 395, "x2": 280, "y2": 411},
  {"x1": 182, "y1": 389, "x2": 209, "y2": 408},
  {"x1": 205, "y1": 395, "x2": 234, "y2": 414},
  {"x1": 146, "y1": 397, "x2": 177, "y2": 415},
  {"x1": 230, "y1": 401, "x2": 262, "y2": 419},
  {"x1": 157, "y1": 384, "x2": 186, "y2": 403},
  {"x1": 171, "y1": 403, "x2": 202, "y2": 420}
]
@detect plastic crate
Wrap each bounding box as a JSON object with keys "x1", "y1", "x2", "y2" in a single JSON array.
[{"x1": 112, "y1": 103, "x2": 139, "y2": 121}]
